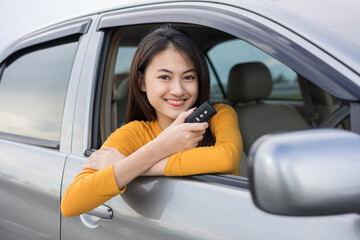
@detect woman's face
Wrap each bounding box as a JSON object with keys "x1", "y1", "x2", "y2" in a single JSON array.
[{"x1": 141, "y1": 47, "x2": 198, "y2": 129}]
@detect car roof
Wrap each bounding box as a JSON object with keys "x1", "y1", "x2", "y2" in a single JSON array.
[
  {"x1": 2, "y1": 0, "x2": 360, "y2": 76},
  {"x1": 48, "y1": 0, "x2": 360, "y2": 74},
  {"x1": 75, "y1": 0, "x2": 360, "y2": 45},
  {"x1": 27, "y1": 0, "x2": 359, "y2": 42}
]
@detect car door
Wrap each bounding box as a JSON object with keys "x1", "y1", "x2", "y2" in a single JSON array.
[
  {"x1": 0, "y1": 18, "x2": 92, "y2": 239},
  {"x1": 61, "y1": 2, "x2": 360, "y2": 240}
]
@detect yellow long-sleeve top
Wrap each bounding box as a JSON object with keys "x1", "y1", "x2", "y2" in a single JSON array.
[{"x1": 61, "y1": 104, "x2": 242, "y2": 217}]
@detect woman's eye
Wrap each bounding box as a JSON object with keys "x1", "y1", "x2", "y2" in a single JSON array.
[
  {"x1": 159, "y1": 75, "x2": 170, "y2": 80},
  {"x1": 184, "y1": 76, "x2": 195, "y2": 80}
]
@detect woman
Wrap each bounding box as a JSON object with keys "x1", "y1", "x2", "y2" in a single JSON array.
[{"x1": 61, "y1": 26, "x2": 242, "y2": 217}]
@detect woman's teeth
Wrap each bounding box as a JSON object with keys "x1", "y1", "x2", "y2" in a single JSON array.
[{"x1": 167, "y1": 99, "x2": 184, "y2": 104}]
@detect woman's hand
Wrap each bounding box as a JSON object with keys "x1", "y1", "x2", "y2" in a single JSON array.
[
  {"x1": 155, "y1": 108, "x2": 209, "y2": 157},
  {"x1": 82, "y1": 146, "x2": 126, "y2": 171}
]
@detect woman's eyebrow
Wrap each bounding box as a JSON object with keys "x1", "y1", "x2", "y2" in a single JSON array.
[
  {"x1": 157, "y1": 68, "x2": 173, "y2": 74},
  {"x1": 183, "y1": 69, "x2": 196, "y2": 74},
  {"x1": 157, "y1": 68, "x2": 196, "y2": 74}
]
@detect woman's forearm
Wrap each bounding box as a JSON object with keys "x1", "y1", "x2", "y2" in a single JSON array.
[
  {"x1": 113, "y1": 138, "x2": 169, "y2": 189},
  {"x1": 141, "y1": 157, "x2": 169, "y2": 176}
]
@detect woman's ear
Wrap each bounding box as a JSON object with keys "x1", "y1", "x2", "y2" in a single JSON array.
[{"x1": 138, "y1": 72, "x2": 146, "y2": 92}]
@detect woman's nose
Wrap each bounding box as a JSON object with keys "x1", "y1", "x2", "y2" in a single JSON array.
[{"x1": 169, "y1": 79, "x2": 185, "y2": 96}]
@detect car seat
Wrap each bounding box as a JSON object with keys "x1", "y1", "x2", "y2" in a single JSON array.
[{"x1": 227, "y1": 62, "x2": 310, "y2": 176}]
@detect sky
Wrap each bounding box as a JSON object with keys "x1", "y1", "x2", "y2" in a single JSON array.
[
  {"x1": 0, "y1": 0, "x2": 359, "y2": 54},
  {"x1": 0, "y1": 0, "x2": 127, "y2": 53}
]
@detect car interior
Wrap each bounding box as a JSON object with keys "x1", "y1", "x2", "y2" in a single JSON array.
[{"x1": 97, "y1": 23, "x2": 351, "y2": 177}]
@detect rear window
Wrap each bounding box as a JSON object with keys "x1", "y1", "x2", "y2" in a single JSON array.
[{"x1": 0, "y1": 40, "x2": 78, "y2": 143}]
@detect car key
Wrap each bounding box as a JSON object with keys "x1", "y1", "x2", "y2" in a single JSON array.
[{"x1": 185, "y1": 101, "x2": 217, "y2": 123}]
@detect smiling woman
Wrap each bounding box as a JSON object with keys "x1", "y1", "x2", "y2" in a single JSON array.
[
  {"x1": 140, "y1": 48, "x2": 199, "y2": 129},
  {"x1": 60, "y1": 25, "x2": 242, "y2": 217}
]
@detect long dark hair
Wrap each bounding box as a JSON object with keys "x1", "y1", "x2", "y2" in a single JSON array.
[{"x1": 126, "y1": 25, "x2": 214, "y2": 146}]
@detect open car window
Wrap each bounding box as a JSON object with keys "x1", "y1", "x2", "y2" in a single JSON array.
[{"x1": 95, "y1": 23, "x2": 349, "y2": 179}]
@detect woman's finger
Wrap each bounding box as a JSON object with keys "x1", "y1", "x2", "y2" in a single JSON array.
[
  {"x1": 194, "y1": 135, "x2": 204, "y2": 144},
  {"x1": 84, "y1": 162, "x2": 103, "y2": 171},
  {"x1": 184, "y1": 122, "x2": 208, "y2": 132},
  {"x1": 82, "y1": 162, "x2": 94, "y2": 169},
  {"x1": 172, "y1": 108, "x2": 197, "y2": 126}
]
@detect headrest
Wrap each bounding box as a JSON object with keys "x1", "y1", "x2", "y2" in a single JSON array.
[{"x1": 227, "y1": 62, "x2": 272, "y2": 103}]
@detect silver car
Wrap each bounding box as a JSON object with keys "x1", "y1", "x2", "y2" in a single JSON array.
[{"x1": 0, "y1": 0, "x2": 360, "y2": 239}]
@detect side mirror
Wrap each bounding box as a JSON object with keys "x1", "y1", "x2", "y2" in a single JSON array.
[{"x1": 248, "y1": 129, "x2": 360, "y2": 216}]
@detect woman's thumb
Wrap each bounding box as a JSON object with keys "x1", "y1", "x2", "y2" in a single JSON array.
[{"x1": 172, "y1": 107, "x2": 196, "y2": 125}]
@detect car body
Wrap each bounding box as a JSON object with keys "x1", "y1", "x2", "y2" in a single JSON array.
[{"x1": 0, "y1": 0, "x2": 360, "y2": 239}]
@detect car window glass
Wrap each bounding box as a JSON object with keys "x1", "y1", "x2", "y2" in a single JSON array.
[
  {"x1": 208, "y1": 39, "x2": 300, "y2": 101},
  {"x1": 114, "y1": 46, "x2": 137, "y2": 75},
  {"x1": 0, "y1": 41, "x2": 78, "y2": 142},
  {"x1": 113, "y1": 46, "x2": 137, "y2": 126}
]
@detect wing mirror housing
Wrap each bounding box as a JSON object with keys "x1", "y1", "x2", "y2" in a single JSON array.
[{"x1": 248, "y1": 129, "x2": 360, "y2": 216}]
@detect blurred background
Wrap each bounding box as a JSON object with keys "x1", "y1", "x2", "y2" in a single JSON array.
[{"x1": 0, "y1": 0, "x2": 359, "y2": 53}]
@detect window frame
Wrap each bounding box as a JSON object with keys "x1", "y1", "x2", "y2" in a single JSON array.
[
  {"x1": 90, "y1": 29, "x2": 115, "y2": 150},
  {"x1": 0, "y1": 18, "x2": 91, "y2": 64},
  {"x1": 91, "y1": 2, "x2": 359, "y2": 187},
  {"x1": 0, "y1": 63, "x2": 4, "y2": 80}
]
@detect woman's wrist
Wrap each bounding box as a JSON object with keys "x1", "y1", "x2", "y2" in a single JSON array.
[
  {"x1": 112, "y1": 139, "x2": 170, "y2": 189},
  {"x1": 141, "y1": 157, "x2": 168, "y2": 176}
]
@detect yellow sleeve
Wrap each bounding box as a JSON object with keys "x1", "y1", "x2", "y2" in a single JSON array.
[
  {"x1": 61, "y1": 164, "x2": 125, "y2": 217},
  {"x1": 61, "y1": 122, "x2": 143, "y2": 217},
  {"x1": 101, "y1": 121, "x2": 145, "y2": 155},
  {"x1": 164, "y1": 104, "x2": 243, "y2": 176}
]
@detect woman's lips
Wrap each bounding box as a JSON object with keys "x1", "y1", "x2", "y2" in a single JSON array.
[{"x1": 166, "y1": 99, "x2": 185, "y2": 107}]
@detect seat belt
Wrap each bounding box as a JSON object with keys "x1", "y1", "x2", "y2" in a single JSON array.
[{"x1": 298, "y1": 75, "x2": 318, "y2": 127}]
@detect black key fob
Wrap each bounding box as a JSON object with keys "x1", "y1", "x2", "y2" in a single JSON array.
[{"x1": 185, "y1": 101, "x2": 217, "y2": 123}]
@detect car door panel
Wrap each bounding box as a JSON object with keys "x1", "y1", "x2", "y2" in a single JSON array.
[
  {"x1": 0, "y1": 140, "x2": 66, "y2": 240},
  {"x1": 60, "y1": 154, "x2": 360, "y2": 240}
]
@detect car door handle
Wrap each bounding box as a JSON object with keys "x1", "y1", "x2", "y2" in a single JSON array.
[{"x1": 86, "y1": 204, "x2": 113, "y2": 219}]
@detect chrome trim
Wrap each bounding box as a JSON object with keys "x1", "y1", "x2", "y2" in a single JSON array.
[
  {"x1": 86, "y1": 204, "x2": 113, "y2": 219},
  {"x1": 0, "y1": 132, "x2": 59, "y2": 149}
]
